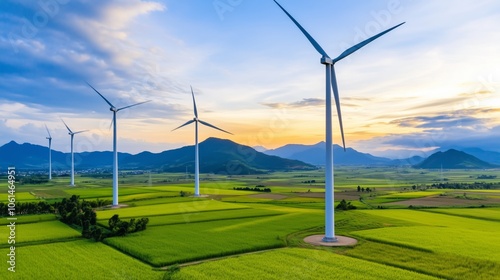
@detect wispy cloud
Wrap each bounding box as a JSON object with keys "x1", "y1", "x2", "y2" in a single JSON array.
[
  {"x1": 261, "y1": 98, "x2": 325, "y2": 109},
  {"x1": 390, "y1": 114, "x2": 487, "y2": 129}
]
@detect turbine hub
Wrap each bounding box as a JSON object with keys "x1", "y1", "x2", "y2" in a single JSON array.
[
  {"x1": 320, "y1": 56, "x2": 333, "y2": 65},
  {"x1": 110, "y1": 107, "x2": 117, "y2": 112}
]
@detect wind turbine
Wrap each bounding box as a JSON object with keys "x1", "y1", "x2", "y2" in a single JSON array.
[
  {"x1": 87, "y1": 82, "x2": 150, "y2": 206},
  {"x1": 273, "y1": 0, "x2": 404, "y2": 242},
  {"x1": 172, "y1": 86, "x2": 232, "y2": 197},
  {"x1": 61, "y1": 119, "x2": 88, "y2": 187},
  {"x1": 45, "y1": 125, "x2": 52, "y2": 180}
]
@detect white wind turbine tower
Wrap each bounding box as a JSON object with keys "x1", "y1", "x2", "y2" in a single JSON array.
[
  {"x1": 172, "y1": 86, "x2": 232, "y2": 197},
  {"x1": 273, "y1": 0, "x2": 404, "y2": 242},
  {"x1": 45, "y1": 125, "x2": 53, "y2": 180},
  {"x1": 61, "y1": 119, "x2": 88, "y2": 187},
  {"x1": 87, "y1": 83, "x2": 150, "y2": 207}
]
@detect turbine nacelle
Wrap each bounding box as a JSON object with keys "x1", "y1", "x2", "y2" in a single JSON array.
[
  {"x1": 320, "y1": 56, "x2": 333, "y2": 65},
  {"x1": 110, "y1": 107, "x2": 117, "y2": 112}
]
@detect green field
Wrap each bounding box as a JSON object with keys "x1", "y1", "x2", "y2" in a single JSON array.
[
  {"x1": 423, "y1": 207, "x2": 500, "y2": 221},
  {"x1": 170, "y1": 248, "x2": 439, "y2": 280},
  {"x1": 1, "y1": 168, "x2": 500, "y2": 279},
  {"x1": 0, "y1": 220, "x2": 80, "y2": 245},
  {"x1": 104, "y1": 212, "x2": 323, "y2": 266},
  {"x1": 96, "y1": 200, "x2": 248, "y2": 220},
  {"x1": 0, "y1": 240, "x2": 163, "y2": 280}
]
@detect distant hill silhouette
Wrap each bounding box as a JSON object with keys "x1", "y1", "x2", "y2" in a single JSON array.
[
  {"x1": 122, "y1": 137, "x2": 315, "y2": 174},
  {"x1": 0, "y1": 138, "x2": 314, "y2": 174},
  {"x1": 264, "y1": 141, "x2": 392, "y2": 166},
  {"x1": 414, "y1": 149, "x2": 497, "y2": 169},
  {"x1": 431, "y1": 146, "x2": 500, "y2": 165},
  {"x1": 0, "y1": 141, "x2": 132, "y2": 170}
]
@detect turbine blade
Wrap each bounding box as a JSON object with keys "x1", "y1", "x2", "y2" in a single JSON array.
[
  {"x1": 108, "y1": 118, "x2": 113, "y2": 131},
  {"x1": 86, "y1": 82, "x2": 115, "y2": 108},
  {"x1": 45, "y1": 124, "x2": 52, "y2": 138},
  {"x1": 73, "y1": 130, "x2": 89, "y2": 134},
  {"x1": 273, "y1": 0, "x2": 329, "y2": 58},
  {"x1": 117, "y1": 100, "x2": 151, "y2": 111},
  {"x1": 61, "y1": 118, "x2": 73, "y2": 134},
  {"x1": 172, "y1": 119, "x2": 195, "y2": 132},
  {"x1": 333, "y1": 22, "x2": 405, "y2": 63},
  {"x1": 191, "y1": 86, "x2": 198, "y2": 118},
  {"x1": 198, "y1": 119, "x2": 233, "y2": 135},
  {"x1": 330, "y1": 65, "x2": 346, "y2": 151}
]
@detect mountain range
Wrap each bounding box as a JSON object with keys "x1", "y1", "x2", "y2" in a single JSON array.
[
  {"x1": 1, "y1": 138, "x2": 498, "y2": 172},
  {"x1": 0, "y1": 138, "x2": 315, "y2": 174},
  {"x1": 263, "y1": 142, "x2": 423, "y2": 166}
]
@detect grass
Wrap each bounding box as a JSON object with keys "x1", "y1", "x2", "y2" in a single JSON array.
[
  {"x1": 358, "y1": 209, "x2": 500, "y2": 232},
  {"x1": 64, "y1": 187, "x2": 159, "y2": 199},
  {"x1": 99, "y1": 208, "x2": 283, "y2": 227},
  {"x1": 0, "y1": 240, "x2": 164, "y2": 280},
  {"x1": 0, "y1": 192, "x2": 37, "y2": 201},
  {"x1": 423, "y1": 208, "x2": 500, "y2": 222},
  {"x1": 170, "y1": 248, "x2": 439, "y2": 280},
  {"x1": 96, "y1": 200, "x2": 248, "y2": 220},
  {"x1": 0, "y1": 214, "x2": 57, "y2": 225},
  {"x1": 104, "y1": 212, "x2": 323, "y2": 267},
  {"x1": 346, "y1": 241, "x2": 500, "y2": 280},
  {"x1": 122, "y1": 196, "x2": 205, "y2": 207},
  {"x1": 352, "y1": 226, "x2": 500, "y2": 262},
  {"x1": 0, "y1": 220, "x2": 80, "y2": 245}
]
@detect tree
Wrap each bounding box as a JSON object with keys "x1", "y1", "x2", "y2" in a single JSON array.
[
  {"x1": 357, "y1": 185, "x2": 361, "y2": 192},
  {"x1": 336, "y1": 199, "x2": 357, "y2": 210},
  {"x1": 109, "y1": 214, "x2": 120, "y2": 229}
]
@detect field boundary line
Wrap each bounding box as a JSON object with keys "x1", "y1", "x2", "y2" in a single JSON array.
[
  {"x1": 156, "y1": 247, "x2": 285, "y2": 270},
  {"x1": 0, "y1": 236, "x2": 82, "y2": 249}
]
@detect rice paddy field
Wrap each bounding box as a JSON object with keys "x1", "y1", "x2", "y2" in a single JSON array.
[{"x1": 1, "y1": 168, "x2": 500, "y2": 279}]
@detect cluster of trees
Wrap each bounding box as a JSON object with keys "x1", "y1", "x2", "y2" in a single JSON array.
[
  {"x1": 302, "y1": 180, "x2": 316, "y2": 184},
  {"x1": 0, "y1": 201, "x2": 54, "y2": 215},
  {"x1": 336, "y1": 199, "x2": 357, "y2": 210},
  {"x1": 429, "y1": 182, "x2": 499, "y2": 190},
  {"x1": 357, "y1": 186, "x2": 373, "y2": 192},
  {"x1": 233, "y1": 186, "x2": 271, "y2": 193},
  {"x1": 476, "y1": 175, "x2": 497, "y2": 179},
  {"x1": 108, "y1": 215, "x2": 149, "y2": 237},
  {"x1": 58, "y1": 195, "x2": 149, "y2": 241},
  {"x1": 58, "y1": 195, "x2": 96, "y2": 226},
  {"x1": 0, "y1": 197, "x2": 112, "y2": 217}
]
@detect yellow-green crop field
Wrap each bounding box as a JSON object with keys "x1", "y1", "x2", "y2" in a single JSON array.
[
  {"x1": 0, "y1": 240, "x2": 163, "y2": 280},
  {"x1": 170, "y1": 248, "x2": 439, "y2": 280},
  {"x1": 0, "y1": 220, "x2": 80, "y2": 245}
]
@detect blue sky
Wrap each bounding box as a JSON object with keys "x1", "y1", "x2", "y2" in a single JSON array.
[{"x1": 1, "y1": 0, "x2": 499, "y2": 159}]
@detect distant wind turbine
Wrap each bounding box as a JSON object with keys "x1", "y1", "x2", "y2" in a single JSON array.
[
  {"x1": 273, "y1": 0, "x2": 404, "y2": 242},
  {"x1": 61, "y1": 119, "x2": 88, "y2": 187},
  {"x1": 172, "y1": 86, "x2": 232, "y2": 197},
  {"x1": 45, "y1": 125, "x2": 52, "y2": 180},
  {"x1": 87, "y1": 82, "x2": 151, "y2": 206}
]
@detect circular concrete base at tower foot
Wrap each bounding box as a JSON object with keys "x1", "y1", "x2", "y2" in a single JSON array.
[
  {"x1": 304, "y1": 235, "x2": 357, "y2": 247},
  {"x1": 192, "y1": 194, "x2": 209, "y2": 198},
  {"x1": 105, "y1": 204, "x2": 129, "y2": 209}
]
